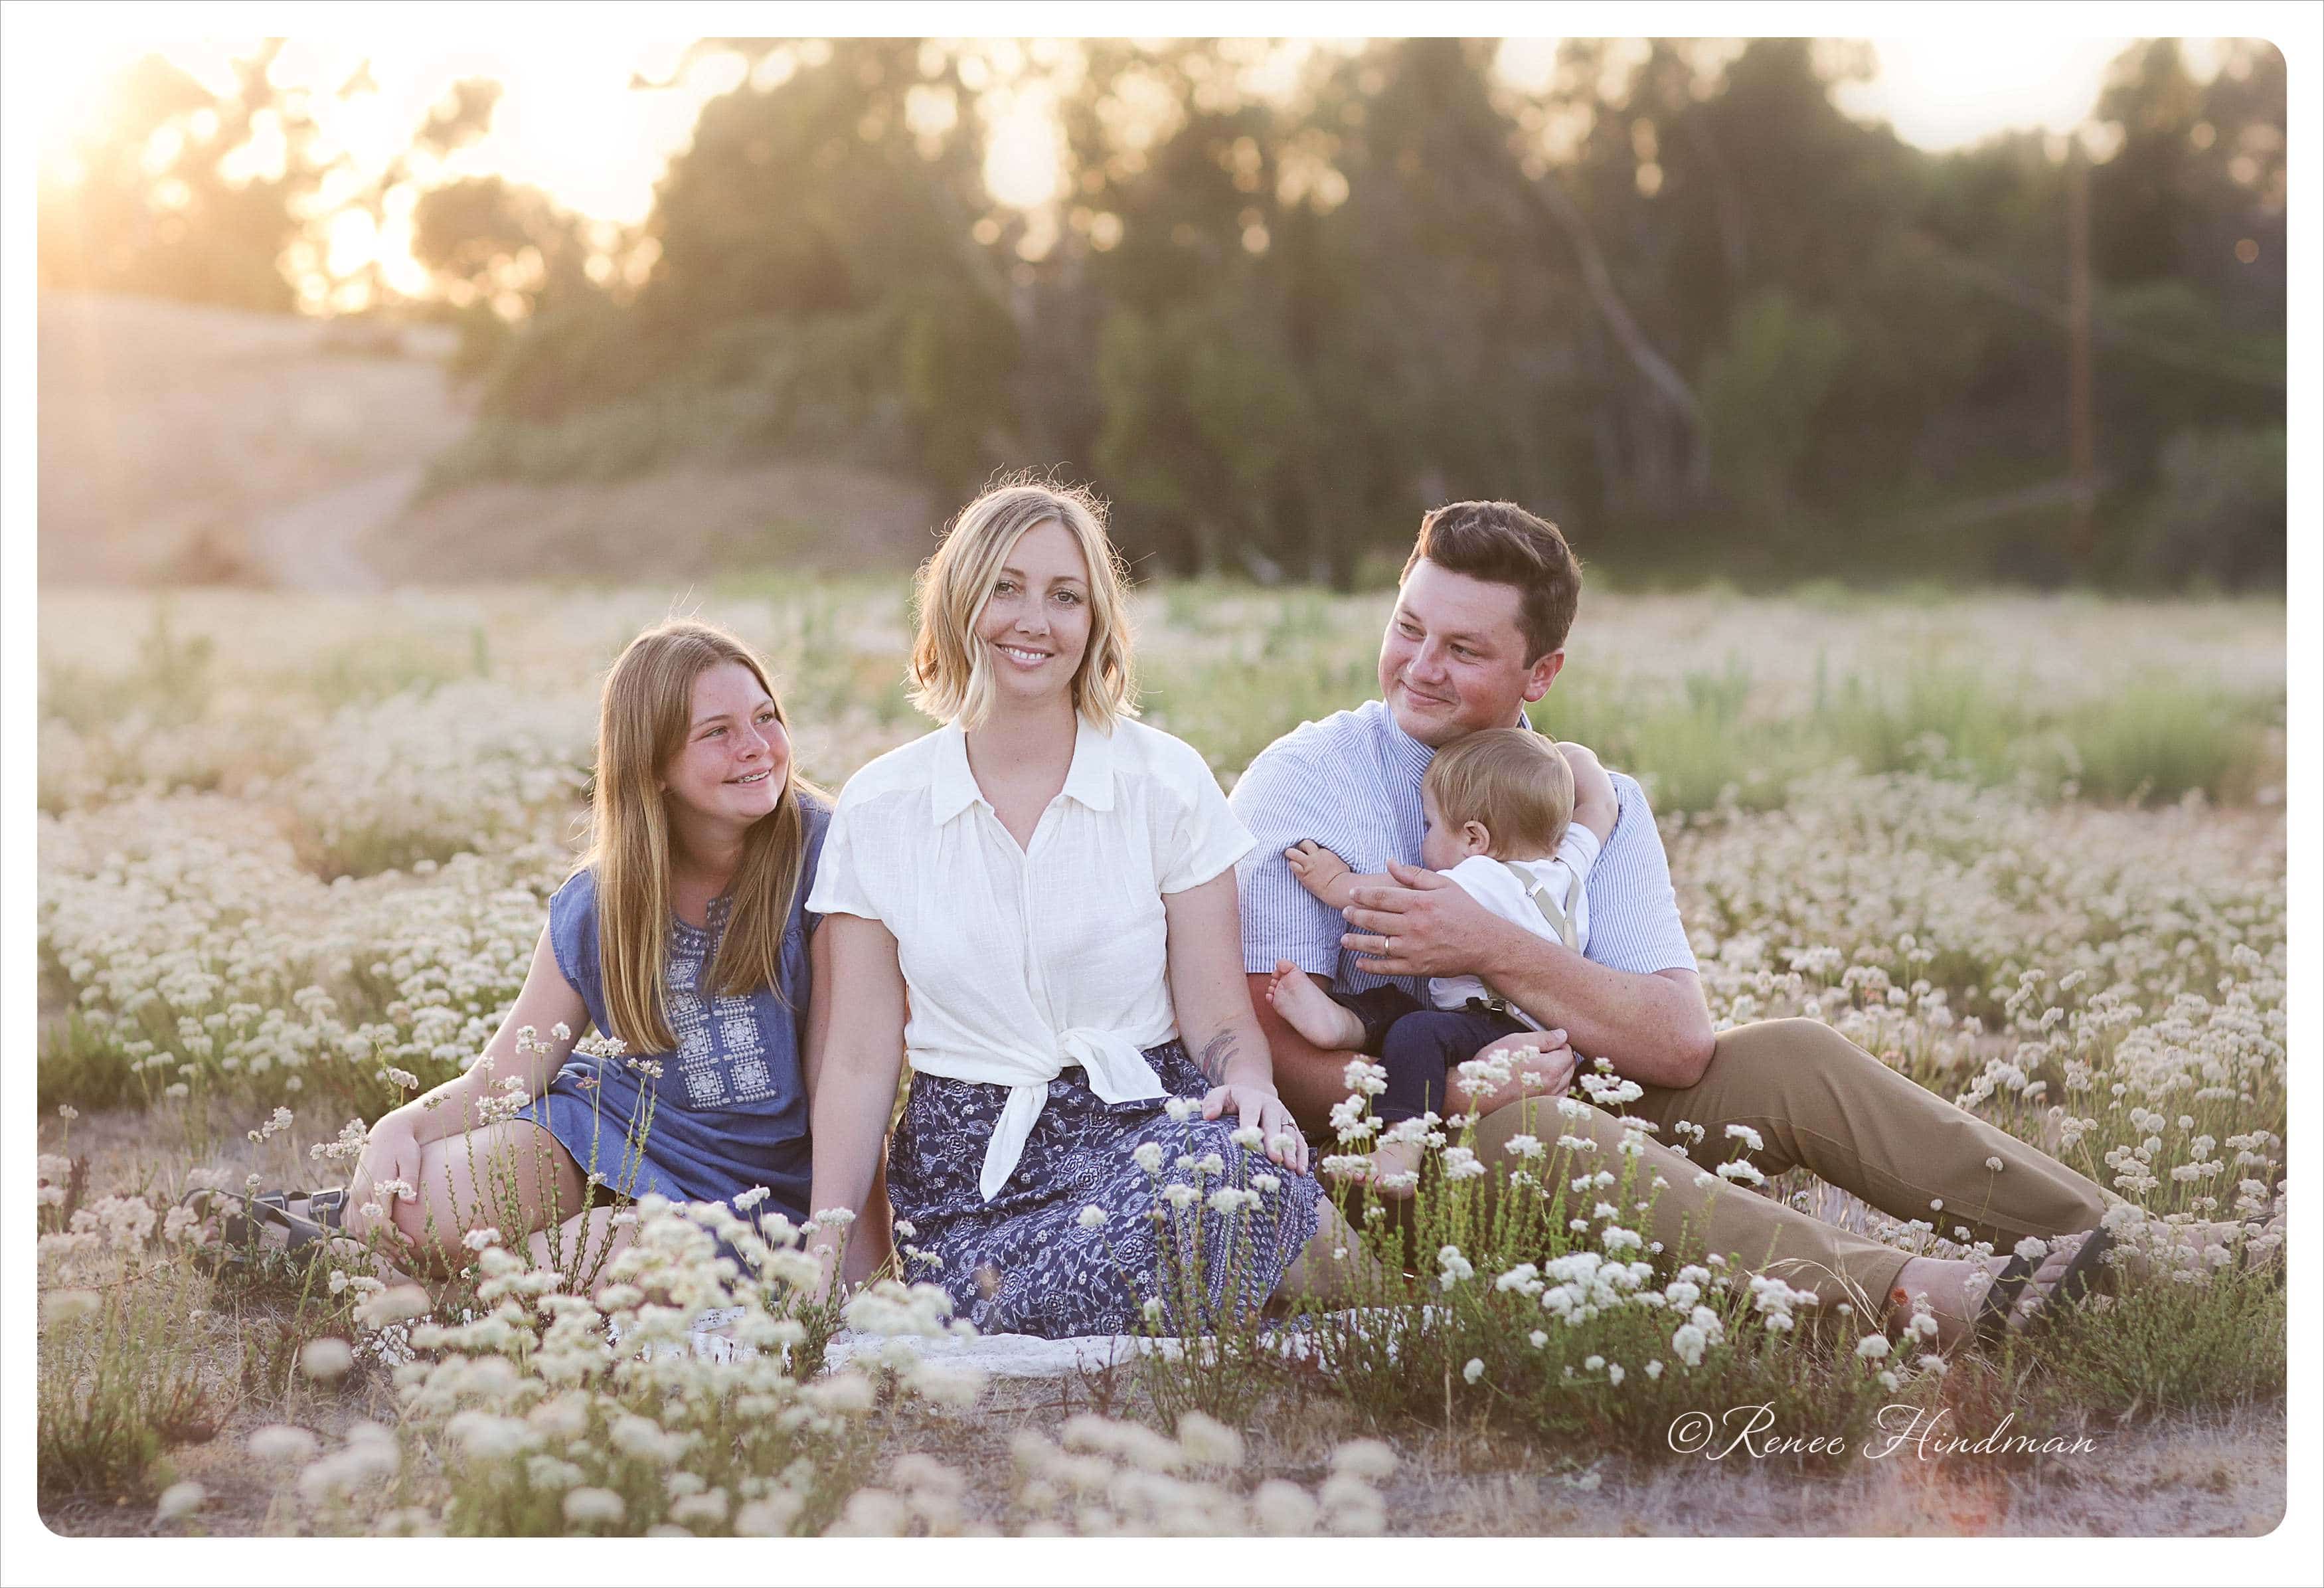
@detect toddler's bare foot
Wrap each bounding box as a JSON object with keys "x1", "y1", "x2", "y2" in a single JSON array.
[
  {"x1": 1283, "y1": 840, "x2": 1354, "y2": 907},
  {"x1": 1267, "y1": 960, "x2": 1366, "y2": 1052}
]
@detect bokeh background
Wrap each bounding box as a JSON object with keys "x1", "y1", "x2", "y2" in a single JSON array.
[
  {"x1": 33, "y1": 35, "x2": 2287, "y2": 592},
  {"x1": 26, "y1": 34, "x2": 2295, "y2": 1536}
]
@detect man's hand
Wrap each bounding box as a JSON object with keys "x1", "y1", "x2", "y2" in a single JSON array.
[
  {"x1": 1339, "y1": 860, "x2": 1518, "y2": 980},
  {"x1": 1461, "y1": 1029, "x2": 1578, "y2": 1115}
]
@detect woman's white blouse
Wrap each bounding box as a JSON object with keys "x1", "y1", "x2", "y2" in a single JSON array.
[{"x1": 805, "y1": 714, "x2": 1256, "y2": 1200}]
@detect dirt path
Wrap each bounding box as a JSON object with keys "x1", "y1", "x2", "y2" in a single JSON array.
[{"x1": 248, "y1": 465, "x2": 424, "y2": 592}]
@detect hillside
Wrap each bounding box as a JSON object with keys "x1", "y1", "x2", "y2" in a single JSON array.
[
  {"x1": 37, "y1": 292, "x2": 940, "y2": 588},
  {"x1": 37, "y1": 293, "x2": 470, "y2": 586}
]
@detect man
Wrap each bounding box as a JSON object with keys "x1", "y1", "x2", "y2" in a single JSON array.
[{"x1": 1229, "y1": 500, "x2": 2129, "y2": 1342}]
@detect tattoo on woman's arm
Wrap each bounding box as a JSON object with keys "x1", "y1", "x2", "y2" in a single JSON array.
[{"x1": 1197, "y1": 1031, "x2": 1240, "y2": 1086}]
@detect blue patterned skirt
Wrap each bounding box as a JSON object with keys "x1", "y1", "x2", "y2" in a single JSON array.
[{"x1": 886, "y1": 1041, "x2": 1325, "y2": 1339}]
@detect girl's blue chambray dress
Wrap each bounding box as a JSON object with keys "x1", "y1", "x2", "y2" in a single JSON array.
[{"x1": 518, "y1": 796, "x2": 827, "y2": 1223}]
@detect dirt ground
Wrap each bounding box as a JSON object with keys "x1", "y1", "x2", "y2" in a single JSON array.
[
  {"x1": 39, "y1": 1101, "x2": 2285, "y2": 1542},
  {"x1": 36, "y1": 293, "x2": 471, "y2": 586},
  {"x1": 371, "y1": 458, "x2": 943, "y2": 586},
  {"x1": 39, "y1": 1346, "x2": 2285, "y2": 1540},
  {"x1": 36, "y1": 292, "x2": 940, "y2": 592}
]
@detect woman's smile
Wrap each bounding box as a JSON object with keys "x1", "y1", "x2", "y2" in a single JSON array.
[{"x1": 993, "y1": 640, "x2": 1054, "y2": 668}]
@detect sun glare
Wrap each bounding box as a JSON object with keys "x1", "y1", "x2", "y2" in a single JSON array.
[
  {"x1": 983, "y1": 82, "x2": 1065, "y2": 211},
  {"x1": 35, "y1": 33, "x2": 2240, "y2": 311}
]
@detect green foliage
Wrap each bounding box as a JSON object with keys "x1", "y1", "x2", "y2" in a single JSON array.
[
  {"x1": 41, "y1": 602, "x2": 216, "y2": 735},
  {"x1": 2135, "y1": 427, "x2": 2287, "y2": 592},
  {"x1": 2011, "y1": 1261, "x2": 2286, "y2": 1419},
  {"x1": 38, "y1": 1012, "x2": 137, "y2": 1115},
  {"x1": 1700, "y1": 290, "x2": 1853, "y2": 523},
  {"x1": 39, "y1": 38, "x2": 2284, "y2": 591},
  {"x1": 1532, "y1": 660, "x2": 2278, "y2": 815},
  {"x1": 38, "y1": 1263, "x2": 223, "y2": 1503}
]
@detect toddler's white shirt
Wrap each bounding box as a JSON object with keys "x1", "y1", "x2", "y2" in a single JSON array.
[{"x1": 1428, "y1": 825, "x2": 1602, "y2": 1030}]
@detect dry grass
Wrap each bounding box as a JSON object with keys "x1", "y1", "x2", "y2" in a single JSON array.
[
  {"x1": 34, "y1": 582, "x2": 2285, "y2": 1537},
  {"x1": 370, "y1": 460, "x2": 943, "y2": 586},
  {"x1": 37, "y1": 293, "x2": 471, "y2": 585}
]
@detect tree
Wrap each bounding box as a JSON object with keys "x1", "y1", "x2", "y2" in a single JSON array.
[{"x1": 37, "y1": 45, "x2": 327, "y2": 311}]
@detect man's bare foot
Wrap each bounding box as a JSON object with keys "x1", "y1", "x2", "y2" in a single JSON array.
[
  {"x1": 1284, "y1": 840, "x2": 1356, "y2": 908},
  {"x1": 2111, "y1": 1207, "x2": 2286, "y2": 1282},
  {"x1": 1267, "y1": 960, "x2": 1366, "y2": 1051},
  {"x1": 1886, "y1": 1230, "x2": 2113, "y2": 1354}
]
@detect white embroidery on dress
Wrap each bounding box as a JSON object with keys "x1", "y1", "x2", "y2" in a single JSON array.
[{"x1": 663, "y1": 915, "x2": 778, "y2": 1109}]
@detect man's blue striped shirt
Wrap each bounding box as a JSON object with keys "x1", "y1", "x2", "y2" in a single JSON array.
[{"x1": 1228, "y1": 699, "x2": 1697, "y2": 1000}]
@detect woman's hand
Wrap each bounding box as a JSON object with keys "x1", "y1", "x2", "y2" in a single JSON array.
[
  {"x1": 1201, "y1": 1083, "x2": 1311, "y2": 1176},
  {"x1": 343, "y1": 1108, "x2": 422, "y2": 1245},
  {"x1": 800, "y1": 1227, "x2": 845, "y2": 1309}
]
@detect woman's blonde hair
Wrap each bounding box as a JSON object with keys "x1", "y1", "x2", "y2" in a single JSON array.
[
  {"x1": 1423, "y1": 729, "x2": 1574, "y2": 859},
  {"x1": 907, "y1": 474, "x2": 1139, "y2": 730},
  {"x1": 584, "y1": 619, "x2": 825, "y2": 1055}
]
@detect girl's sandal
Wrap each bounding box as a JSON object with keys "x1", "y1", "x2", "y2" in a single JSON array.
[{"x1": 187, "y1": 1186, "x2": 349, "y2": 1272}]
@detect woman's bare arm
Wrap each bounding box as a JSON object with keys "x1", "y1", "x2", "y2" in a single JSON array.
[
  {"x1": 801, "y1": 911, "x2": 910, "y2": 1290},
  {"x1": 1164, "y1": 871, "x2": 1309, "y2": 1172}
]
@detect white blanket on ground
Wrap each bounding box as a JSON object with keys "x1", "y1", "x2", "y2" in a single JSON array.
[{"x1": 687, "y1": 1310, "x2": 1428, "y2": 1375}]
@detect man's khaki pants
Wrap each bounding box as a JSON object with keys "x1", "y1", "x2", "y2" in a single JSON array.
[{"x1": 1466, "y1": 1018, "x2": 2116, "y2": 1310}]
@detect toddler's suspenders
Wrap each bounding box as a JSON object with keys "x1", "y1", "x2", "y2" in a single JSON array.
[
  {"x1": 1471, "y1": 861, "x2": 1579, "y2": 1017},
  {"x1": 1499, "y1": 859, "x2": 1578, "y2": 949}
]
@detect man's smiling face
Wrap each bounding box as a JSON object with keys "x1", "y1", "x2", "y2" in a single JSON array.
[{"x1": 1377, "y1": 558, "x2": 1564, "y2": 748}]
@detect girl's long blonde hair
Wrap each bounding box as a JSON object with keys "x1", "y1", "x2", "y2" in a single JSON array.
[
  {"x1": 586, "y1": 620, "x2": 823, "y2": 1055},
  {"x1": 907, "y1": 474, "x2": 1139, "y2": 730}
]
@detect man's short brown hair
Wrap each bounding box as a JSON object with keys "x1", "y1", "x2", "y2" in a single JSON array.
[{"x1": 1401, "y1": 500, "x2": 1582, "y2": 662}]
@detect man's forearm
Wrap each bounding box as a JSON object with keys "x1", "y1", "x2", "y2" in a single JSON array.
[{"x1": 1476, "y1": 919, "x2": 1714, "y2": 1088}]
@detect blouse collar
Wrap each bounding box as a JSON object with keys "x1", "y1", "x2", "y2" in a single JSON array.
[{"x1": 928, "y1": 713, "x2": 1118, "y2": 826}]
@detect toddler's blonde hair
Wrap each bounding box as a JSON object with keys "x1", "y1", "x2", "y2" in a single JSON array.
[{"x1": 1423, "y1": 728, "x2": 1574, "y2": 859}]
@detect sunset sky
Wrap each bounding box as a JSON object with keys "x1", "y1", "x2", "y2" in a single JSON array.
[{"x1": 25, "y1": 33, "x2": 2233, "y2": 310}]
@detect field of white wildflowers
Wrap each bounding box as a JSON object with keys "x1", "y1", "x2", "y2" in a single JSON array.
[{"x1": 34, "y1": 582, "x2": 2287, "y2": 1537}]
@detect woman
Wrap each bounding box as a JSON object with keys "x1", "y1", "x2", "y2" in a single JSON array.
[
  {"x1": 802, "y1": 479, "x2": 1357, "y2": 1337},
  {"x1": 338, "y1": 620, "x2": 832, "y2": 1282}
]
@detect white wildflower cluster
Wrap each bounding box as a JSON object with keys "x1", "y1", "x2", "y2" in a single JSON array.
[
  {"x1": 275, "y1": 679, "x2": 593, "y2": 881},
  {"x1": 268, "y1": 1195, "x2": 997, "y2": 1535},
  {"x1": 1676, "y1": 771, "x2": 2283, "y2": 1226},
  {"x1": 40, "y1": 788, "x2": 566, "y2": 1116},
  {"x1": 1745, "y1": 1273, "x2": 1819, "y2": 1334},
  {"x1": 1005, "y1": 1423, "x2": 1392, "y2": 1536}
]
